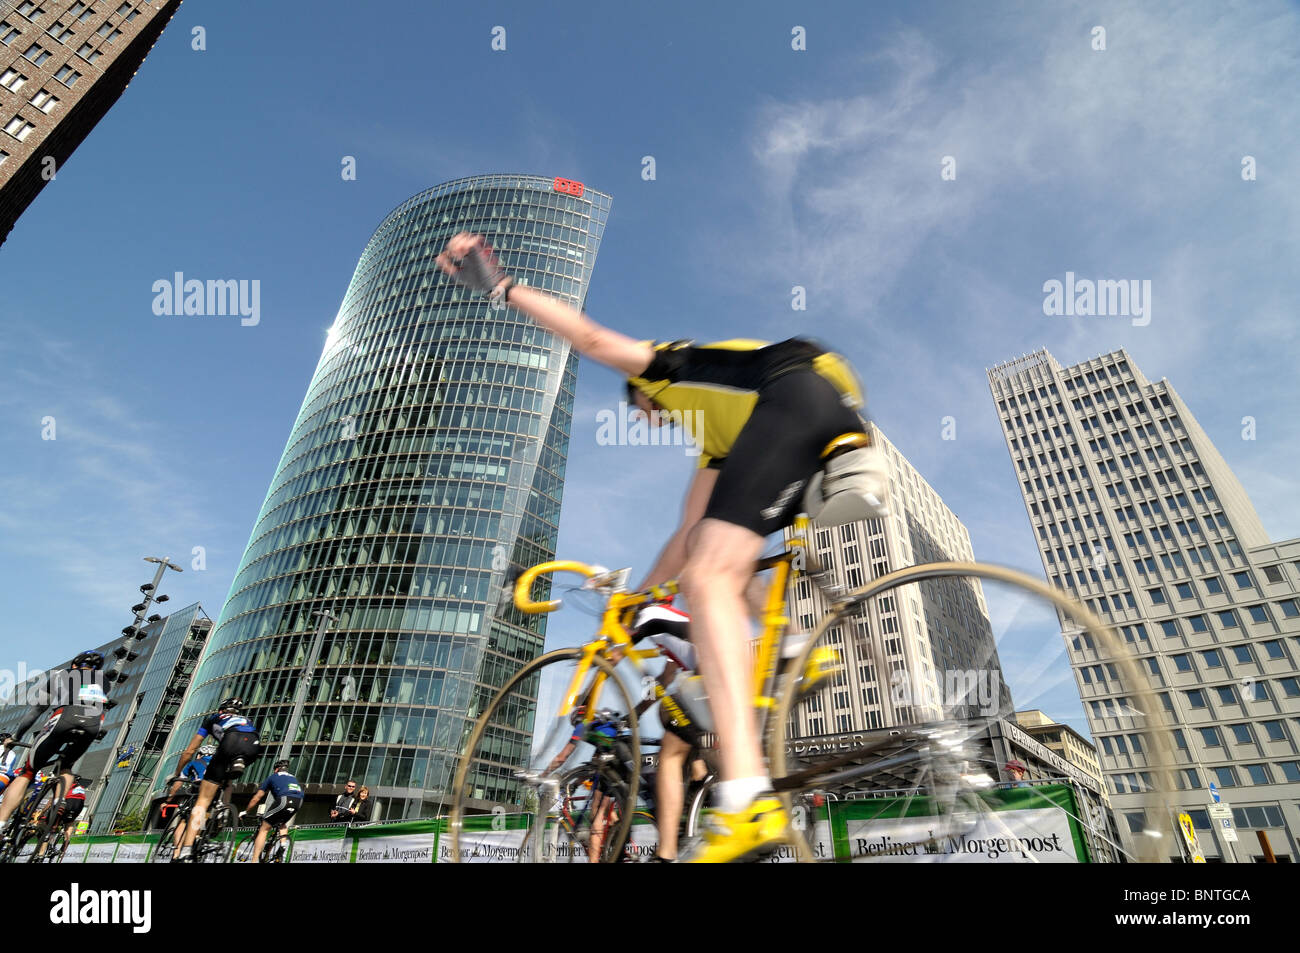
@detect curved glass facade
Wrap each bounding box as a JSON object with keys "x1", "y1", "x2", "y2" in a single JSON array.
[{"x1": 163, "y1": 175, "x2": 612, "y2": 818}]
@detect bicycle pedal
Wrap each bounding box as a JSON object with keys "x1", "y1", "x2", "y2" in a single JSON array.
[{"x1": 799, "y1": 647, "x2": 842, "y2": 696}]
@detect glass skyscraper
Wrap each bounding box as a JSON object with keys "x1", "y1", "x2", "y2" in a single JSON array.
[{"x1": 163, "y1": 174, "x2": 612, "y2": 819}]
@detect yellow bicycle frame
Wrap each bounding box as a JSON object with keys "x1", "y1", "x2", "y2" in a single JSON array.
[{"x1": 511, "y1": 514, "x2": 816, "y2": 733}]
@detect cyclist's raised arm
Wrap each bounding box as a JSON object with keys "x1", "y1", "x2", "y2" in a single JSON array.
[
  {"x1": 636, "y1": 467, "x2": 718, "y2": 590},
  {"x1": 435, "y1": 232, "x2": 653, "y2": 376},
  {"x1": 504, "y1": 285, "x2": 652, "y2": 376}
]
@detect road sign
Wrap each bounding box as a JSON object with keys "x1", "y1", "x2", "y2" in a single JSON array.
[
  {"x1": 1208, "y1": 803, "x2": 1232, "y2": 819},
  {"x1": 1220, "y1": 820, "x2": 1238, "y2": 843},
  {"x1": 1209, "y1": 782, "x2": 1220, "y2": 803}
]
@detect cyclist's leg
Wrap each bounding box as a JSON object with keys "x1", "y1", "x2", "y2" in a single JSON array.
[
  {"x1": 252, "y1": 819, "x2": 271, "y2": 861},
  {"x1": 0, "y1": 772, "x2": 30, "y2": 825},
  {"x1": 654, "y1": 730, "x2": 691, "y2": 860},
  {"x1": 679, "y1": 519, "x2": 766, "y2": 793},
  {"x1": 181, "y1": 779, "x2": 220, "y2": 851}
]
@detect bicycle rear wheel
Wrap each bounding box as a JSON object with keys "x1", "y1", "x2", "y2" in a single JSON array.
[
  {"x1": 769, "y1": 561, "x2": 1176, "y2": 863},
  {"x1": 450, "y1": 647, "x2": 640, "y2": 863}
]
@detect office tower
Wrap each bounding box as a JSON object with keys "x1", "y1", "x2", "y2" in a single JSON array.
[
  {"x1": 785, "y1": 422, "x2": 1014, "y2": 741},
  {"x1": 164, "y1": 175, "x2": 612, "y2": 820},
  {"x1": 0, "y1": 0, "x2": 183, "y2": 244},
  {"x1": 989, "y1": 347, "x2": 1300, "y2": 861}
]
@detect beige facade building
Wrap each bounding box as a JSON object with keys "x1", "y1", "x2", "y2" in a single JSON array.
[
  {"x1": 1015, "y1": 708, "x2": 1106, "y2": 793},
  {"x1": 784, "y1": 422, "x2": 1013, "y2": 739},
  {"x1": 989, "y1": 347, "x2": 1300, "y2": 862}
]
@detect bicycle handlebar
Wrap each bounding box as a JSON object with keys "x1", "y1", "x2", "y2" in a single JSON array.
[{"x1": 513, "y1": 560, "x2": 598, "y2": 613}]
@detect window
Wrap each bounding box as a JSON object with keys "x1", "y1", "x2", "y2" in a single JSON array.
[
  {"x1": 45, "y1": 24, "x2": 73, "y2": 43},
  {"x1": 1229, "y1": 724, "x2": 1252, "y2": 744},
  {"x1": 15, "y1": 2, "x2": 44, "y2": 19},
  {"x1": 1262, "y1": 640, "x2": 1285, "y2": 660},
  {"x1": 1213, "y1": 767, "x2": 1238, "y2": 788},
  {"x1": 1175, "y1": 582, "x2": 1193, "y2": 599},
  {"x1": 1233, "y1": 571, "x2": 1254, "y2": 589},
  {"x1": 22, "y1": 42, "x2": 50, "y2": 65},
  {"x1": 1187, "y1": 809, "x2": 1211, "y2": 830},
  {"x1": 1217, "y1": 609, "x2": 1239, "y2": 628},
  {"x1": 1278, "y1": 599, "x2": 1299, "y2": 619},
  {"x1": 1199, "y1": 726, "x2": 1221, "y2": 747},
  {"x1": 1281, "y1": 762, "x2": 1300, "y2": 783},
  {"x1": 0, "y1": 25, "x2": 21, "y2": 47},
  {"x1": 1160, "y1": 620, "x2": 1180, "y2": 638},
  {"x1": 28, "y1": 88, "x2": 57, "y2": 114},
  {"x1": 1201, "y1": 649, "x2": 1222, "y2": 668},
  {"x1": 1186, "y1": 689, "x2": 1206, "y2": 708},
  {"x1": 1279, "y1": 677, "x2": 1300, "y2": 698},
  {"x1": 1173, "y1": 654, "x2": 1192, "y2": 672},
  {"x1": 0, "y1": 68, "x2": 28, "y2": 92},
  {"x1": 1215, "y1": 685, "x2": 1237, "y2": 705},
  {"x1": 53, "y1": 64, "x2": 81, "y2": 86},
  {"x1": 1147, "y1": 588, "x2": 1166, "y2": 605},
  {"x1": 1203, "y1": 576, "x2": 1224, "y2": 594},
  {"x1": 1247, "y1": 605, "x2": 1270, "y2": 624},
  {"x1": 1263, "y1": 565, "x2": 1284, "y2": 584},
  {"x1": 3, "y1": 117, "x2": 35, "y2": 142},
  {"x1": 0, "y1": 149, "x2": 8, "y2": 167},
  {"x1": 1232, "y1": 645, "x2": 1254, "y2": 664},
  {"x1": 1262, "y1": 721, "x2": 1285, "y2": 742},
  {"x1": 1243, "y1": 764, "x2": 1270, "y2": 785},
  {"x1": 1188, "y1": 615, "x2": 1209, "y2": 633}
]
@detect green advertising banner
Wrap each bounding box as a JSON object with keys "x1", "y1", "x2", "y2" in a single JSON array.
[
  {"x1": 827, "y1": 783, "x2": 1092, "y2": 863},
  {"x1": 61, "y1": 786, "x2": 1094, "y2": 863}
]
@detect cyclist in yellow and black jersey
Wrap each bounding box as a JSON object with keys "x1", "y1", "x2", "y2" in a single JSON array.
[{"x1": 436, "y1": 233, "x2": 874, "y2": 862}]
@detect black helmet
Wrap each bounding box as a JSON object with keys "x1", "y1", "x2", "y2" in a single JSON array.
[
  {"x1": 273, "y1": 759, "x2": 291, "y2": 772},
  {"x1": 217, "y1": 697, "x2": 244, "y2": 713},
  {"x1": 71, "y1": 650, "x2": 105, "y2": 671}
]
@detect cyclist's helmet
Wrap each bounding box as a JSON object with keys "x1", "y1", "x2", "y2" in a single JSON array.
[
  {"x1": 74, "y1": 776, "x2": 91, "y2": 787},
  {"x1": 217, "y1": 696, "x2": 244, "y2": 713},
  {"x1": 569, "y1": 705, "x2": 587, "y2": 727},
  {"x1": 71, "y1": 650, "x2": 105, "y2": 671},
  {"x1": 273, "y1": 759, "x2": 291, "y2": 772}
]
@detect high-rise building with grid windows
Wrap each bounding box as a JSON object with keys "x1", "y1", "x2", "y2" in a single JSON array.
[
  {"x1": 162, "y1": 175, "x2": 612, "y2": 821},
  {"x1": 0, "y1": 0, "x2": 183, "y2": 244},
  {"x1": 989, "y1": 347, "x2": 1300, "y2": 861},
  {"x1": 784, "y1": 422, "x2": 1014, "y2": 744}
]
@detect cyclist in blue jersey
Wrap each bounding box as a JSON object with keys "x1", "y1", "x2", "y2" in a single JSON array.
[
  {"x1": 167, "y1": 697, "x2": 260, "y2": 861},
  {"x1": 241, "y1": 760, "x2": 303, "y2": 862},
  {"x1": 182, "y1": 744, "x2": 216, "y2": 782}
]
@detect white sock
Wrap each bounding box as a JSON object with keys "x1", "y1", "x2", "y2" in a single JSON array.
[{"x1": 714, "y1": 776, "x2": 772, "y2": 813}]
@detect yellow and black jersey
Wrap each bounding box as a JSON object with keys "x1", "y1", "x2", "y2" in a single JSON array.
[{"x1": 627, "y1": 337, "x2": 864, "y2": 468}]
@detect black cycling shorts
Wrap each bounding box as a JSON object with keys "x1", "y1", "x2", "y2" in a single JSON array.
[
  {"x1": 22, "y1": 707, "x2": 100, "y2": 779},
  {"x1": 204, "y1": 731, "x2": 260, "y2": 784},
  {"x1": 704, "y1": 370, "x2": 866, "y2": 537},
  {"x1": 263, "y1": 801, "x2": 300, "y2": 828}
]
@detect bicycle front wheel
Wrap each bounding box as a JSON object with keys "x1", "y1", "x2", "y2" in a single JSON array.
[
  {"x1": 450, "y1": 647, "x2": 640, "y2": 863},
  {"x1": 768, "y1": 560, "x2": 1177, "y2": 864},
  {"x1": 24, "y1": 787, "x2": 62, "y2": 863},
  {"x1": 232, "y1": 833, "x2": 256, "y2": 864},
  {"x1": 148, "y1": 808, "x2": 186, "y2": 863}
]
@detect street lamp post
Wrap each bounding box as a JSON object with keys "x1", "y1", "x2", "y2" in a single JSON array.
[
  {"x1": 277, "y1": 609, "x2": 336, "y2": 764},
  {"x1": 87, "y1": 556, "x2": 183, "y2": 826}
]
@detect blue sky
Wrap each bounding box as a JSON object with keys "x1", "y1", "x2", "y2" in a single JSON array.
[{"x1": 1, "y1": 0, "x2": 1297, "y2": 741}]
